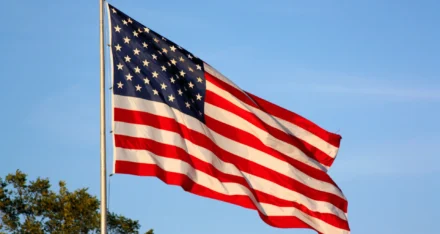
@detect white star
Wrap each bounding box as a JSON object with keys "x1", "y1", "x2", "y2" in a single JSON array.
[
  {"x1": 167, "y1": 62, "x2": 171, "y2": 67},
  {"x1": 117, "y1": 81, "x2": 123, "y2": 88},
  {"x1": 179, "y1": 57, "x2": 185, "y2": 62},
  {"x1": 143, "y1": 60, "x2": 149, "y2": 67},
  {"x1": 123, "y1": 37, "x2": 130, "y2": 44},
  {"x1": 152, "y1": 54, "x2": 157, "y2": 60},
  {"x1": 144, "y1": 77, "x2": 150, "y2": 84},
  {"x1": 170, "y1": 59, "x2": 177, "y2": 65},
  {"x1": 178, "y1": 89, "x2": 183, "y2": 96},
  {"x1": 162, "y1": 48, "x2": 168, "y2": 54},
  {"x1": 117, "y1": 63, "x2": 124, "y2": 70},
  {"x1": 127, "y1": 18, "x2": 133, "y2": 23},
  {"x1": 197, "y1": 77, "x2": 203, "y2": 83},
  {"x1": 170, "y1": 46, "x2": 176, "y2": 52},
  {"x1": 188, "y1": 67, "x2": 194, "y2": 72},
  {"x1": 153, "y1": 38, "x2": 159, "y2": 43},
  {"x1": 162, "y1": 37, "x2": 167, "y2": 41},
  {"x1": 168, "y1": 94, "x2": 175, "y2": 102},
  {"x1": 185, "y1": 102, "x2": 190, "y2": 108},
  {"x1": 152, "y1": 89, "x2": 159, "y2": 95},
  {"x1": 160, "y1": 83, "x2": 167, "y2": 90},
  {"x1": 188, "y1": 81, "x2": 194, "y2": 88},
  {"x1": 188, "y1": 54, "x2": 193, "y2": 59},
  {"x1": 170, "y1": 77, "x2": 176, "y2": 83},
  {"x1": 114, "y1": 25, "x2": 121, "y2": 32},
  {"x1": 125, "y1": 73, "x2": 133, "y2": 81},
  {"x1": 133, "y1": 48, "x2": 140, "y2": 55},
  {"x1": 133, "y1": 31, "x2": 139, "y2": 37},
  {"x1": 111, "y1": 8, "x2": 117, "y2": 13},
  {"x1": 134, "y1": 66, "x2": 141, "y2": 73},
  {"x1": 142, "y1": 42, "x2": 148, "y2": 48},
  {"x1": 179, "y1": 70, "x2": 186, "y2": 77},
  {"x1": 152, "y1": 71, "x2": 159, "y2": 78},
  {"x1": 161, "y1": 66, "x2": 166, "y2": 71},
  {"x1": 196, "y1": 64, "x2": 202, "y2": 70},
  {"x1": 196, "y1": 93, "x2": 202, "y2": 100},
  {"x1": 144, "y1": 27, "x2": 150, "y2": 33},
  {"x1": 122, "y1": 20, "x2": 128, "y2": 25},
  {"x1": 124, "y1": 55, "x2": 131, "y2": 62},
  {"x1": 114, "y1": 44, "x2": 122, "y2": 51},
  {"x1": 135, "y1": 84, "x2": 142, "y2": 91}
]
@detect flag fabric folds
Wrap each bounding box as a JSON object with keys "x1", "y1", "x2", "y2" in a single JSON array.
[{"x1": 107, "y1": 3, "x2": 349, "y2": 234}]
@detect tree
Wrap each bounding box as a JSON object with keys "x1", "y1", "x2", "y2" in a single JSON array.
[{"x1": 0, "y1": 170, "x2": 154, "y2": 234}]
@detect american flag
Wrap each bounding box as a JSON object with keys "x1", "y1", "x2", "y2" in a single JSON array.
[{"x1": 107, "y1": 3, "x2": 349, "y2": 234}]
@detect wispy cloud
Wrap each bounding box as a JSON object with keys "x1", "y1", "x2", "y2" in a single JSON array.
[
  {"x1": 253, "y1": 69, "x2": 440, "y2": 102},
  {"x1": 330, "y1": 140, "x2": 439, "y2": 180},
  {"x1": 294, "y1": 83, "x2": 440, "y2": 101},
  {"x1": 332, "y1": 155, "x2": 438, "y2": 179}
]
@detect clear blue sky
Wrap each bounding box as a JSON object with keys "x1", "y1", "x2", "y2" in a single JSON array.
[{"x1": 1, "y1": 0, "x2": 439, "y2": 233}]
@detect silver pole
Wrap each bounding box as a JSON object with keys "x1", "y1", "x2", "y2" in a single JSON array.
[{"x1": 99, "y1": 0, "x2": 107, "y2": 233}]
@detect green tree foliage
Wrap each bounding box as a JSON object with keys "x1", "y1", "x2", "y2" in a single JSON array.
[{"x1": 0, "y1": 170, "x2": 154, "y2": 234}]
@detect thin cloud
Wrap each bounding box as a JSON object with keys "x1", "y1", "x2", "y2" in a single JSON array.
[
  {"x1": 330, "y1": 141, "x2": 439, "y2": 180},
  {"x1": 299, "y1": 83, "x2": 440, "y2": 101},
  {"x1": 330, "y1": 157, "x2": 438, "y2": 183},
  {"x1": 264, "y1": 70, "x2": 440, "y2": 101}
]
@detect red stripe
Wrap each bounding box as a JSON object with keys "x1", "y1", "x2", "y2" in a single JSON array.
[
  {"x1": 260, "y1": 215, "x2": 322, "y2": 234},
  {"x1": 115, "y1": 160, "x2": 349, "y2": 231},
  {"x1": 114, "y1": 107, "x2": 335, "y2": 187},
  {"x1": 205, "y1": 90, "x2": 335, "y2": 167},
  {"x1": 204, "y1": 71, "x2": 341, "y2": 148},
  {"x1": 204, "y1": 115, "x2": 346, "y2": 204},
  {"x1": 114, "y1": 107, "x2": 348, "y2": 213},
  {"x1": 114, "y1": 134, "x2": 349, "y2": 229},
  {"x1": 246, "y1": 92, "x2": 341, "y2": 147}
]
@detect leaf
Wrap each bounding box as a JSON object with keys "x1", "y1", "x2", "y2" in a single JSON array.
[{"x1": 0, "y1": 170, "x2": 153, "y2": 234}]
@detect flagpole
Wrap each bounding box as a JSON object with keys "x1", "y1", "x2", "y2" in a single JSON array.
[{"x1": 99, "y1": 0, "x2": 107, "y2": 233}]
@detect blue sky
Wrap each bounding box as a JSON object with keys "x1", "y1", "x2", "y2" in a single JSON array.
[{"x1": 1, "y1": 0, "x2": 439, "y2": 233}]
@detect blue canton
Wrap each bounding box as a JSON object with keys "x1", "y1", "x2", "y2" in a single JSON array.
[{"x1": 109, "y1": 4, "x2": 206, "y2": 122}]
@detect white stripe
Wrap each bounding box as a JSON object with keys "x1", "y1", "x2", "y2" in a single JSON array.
[
  {"x1": 204, "y1": 63, "x2": 339, "y2": 159},
  {"x1": 114, "y1": 121, "x2": 347, "y2": 219},
  {"x1": 113, "y1": 95, "x2": 345, "y2": 199},
  {"x1": 106, "y1": 2, "x2": 117, "y2": 174},
  {"x1": 205, "y1": 102, "x2": 346, "y2": 199},
  {"x1": 114, "y1": 95, "x2": 324, "y2": 171},
  {"x1": 115, "y1": 147, "x2": 350, "y2": 234},
  {"x1": 260, "y1": 203, "x2": 350, "y2": 234},
  {"x1": 204, "y1": 63, "x2": 240, "y2": 90},
  {"x1": 206, "y1": 81, "x2": 330, "y2": 171},
  {"x1": 205, "y1": 100, "x2": 329, "y2": 172}
]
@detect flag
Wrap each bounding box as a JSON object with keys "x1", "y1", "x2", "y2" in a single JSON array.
[{"x1": 107, "y1": 3, "x2": 349, "y2": 234}]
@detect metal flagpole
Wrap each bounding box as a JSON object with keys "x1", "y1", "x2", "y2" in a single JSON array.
[{"x1": 99, "y1": 0, "x2": 107, "y2": 233}]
